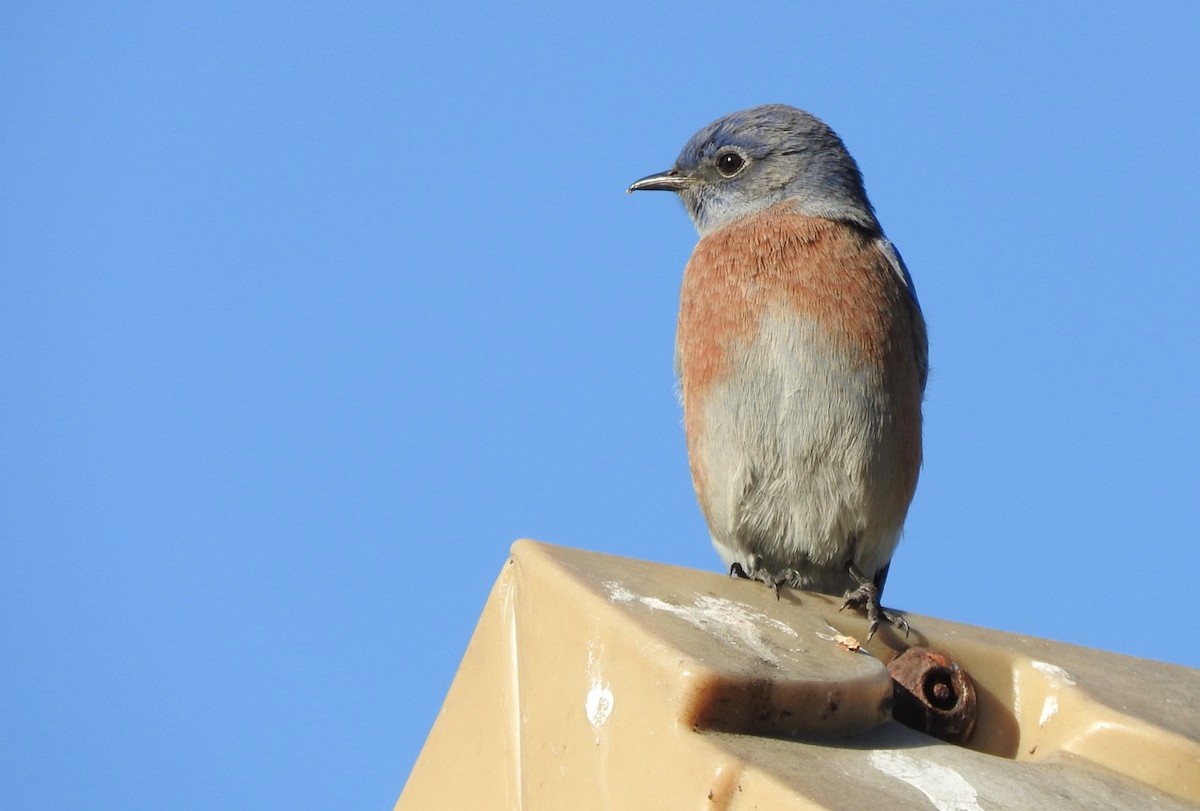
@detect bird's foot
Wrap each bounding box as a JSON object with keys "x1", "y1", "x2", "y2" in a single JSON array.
[
  {"x1": 840, "y1": 563, "x2": 909, "y2": 641},
  {"x1": 729, "y1": 559, "x2": 800, "y2": 600}
]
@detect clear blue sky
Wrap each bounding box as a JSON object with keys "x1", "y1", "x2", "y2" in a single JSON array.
[{"x1": 3, "y1": 3, "x2": 1198, "y2": 808}]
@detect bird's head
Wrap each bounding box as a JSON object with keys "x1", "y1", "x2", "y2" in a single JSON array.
[{"x1": 629, "y1": 104, "x2": 878, "y2": 236}]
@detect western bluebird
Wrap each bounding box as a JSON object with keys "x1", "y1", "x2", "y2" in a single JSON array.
[{"x1": 629, "y1": 104, "x2": 927, "y2": 638}]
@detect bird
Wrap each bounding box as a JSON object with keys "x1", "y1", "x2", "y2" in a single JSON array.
[{"x1": 628, "y1": 104, "x2": 927, "y2": 639}]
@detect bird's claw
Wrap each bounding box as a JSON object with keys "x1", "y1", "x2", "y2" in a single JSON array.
[
  {"x1": 840, "y1": 565, "x2": 909, "y2": 641},
  {"x1": 730, "y1": 560, "x2": 799, "y2": 600}
]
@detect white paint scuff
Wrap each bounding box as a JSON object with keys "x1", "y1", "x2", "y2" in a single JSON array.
[
  {"x1": 1038, "y1": 695, "x2": 1059, "y2": 727},
  {"x1": 584, "y1": 644, "x2": 613, "y2": 734},
  {"x1": 603, "y1": 581, "x2": 796, "y2": 666},
  {"x1": 1028, "y1": 661, "x2": 1073, "y2": 731},
  {"x1": 868, "y1": 750, "x2": 983, "y2": 811},
  {"x1": 1031, "y1": 660, "x2": 1076, "y2": 685}
]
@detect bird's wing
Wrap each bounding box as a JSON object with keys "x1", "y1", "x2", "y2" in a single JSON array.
[{"x1": 878, "y1": 238, "x2": 929, "y2": 393}]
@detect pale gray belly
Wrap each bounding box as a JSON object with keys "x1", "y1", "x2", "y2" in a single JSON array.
[{"x1": 688, "y1": 313, "x2": 918, "y2": 593}]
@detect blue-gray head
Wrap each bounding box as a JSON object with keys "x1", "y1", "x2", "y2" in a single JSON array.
[{"x1": 628, "y1": 104, "x2": 879, "y2": 236}]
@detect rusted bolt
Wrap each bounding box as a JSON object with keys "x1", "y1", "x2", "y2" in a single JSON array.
[{"x1": 887, "y1": 646, "x2": 977, "y2": 743}]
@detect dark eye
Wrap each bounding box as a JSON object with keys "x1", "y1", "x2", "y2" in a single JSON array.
[{"x1": 715, "y1": 151, "x2": 746, "y2": 177}]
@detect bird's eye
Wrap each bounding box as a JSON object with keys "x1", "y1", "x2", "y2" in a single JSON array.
[{"x1": 715, "y1": 151, "x2": 746, "y2": 177}]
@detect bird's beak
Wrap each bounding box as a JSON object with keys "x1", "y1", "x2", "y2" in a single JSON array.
[{"x1": 627, "y1": 169, "x2": 688, "y2": 194}]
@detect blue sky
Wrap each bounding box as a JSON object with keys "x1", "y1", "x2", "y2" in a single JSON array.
[{"x1": 3, "y1": 3, "x2": 1198, "y2": 808}]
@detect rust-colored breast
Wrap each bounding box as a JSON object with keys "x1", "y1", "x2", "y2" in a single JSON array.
[
  {"x1": 678, "y1": 204, "x2": 918, "y2": 392},
  {"x1": 676, "y1": 205, "x2": 923, "y2": 475}
]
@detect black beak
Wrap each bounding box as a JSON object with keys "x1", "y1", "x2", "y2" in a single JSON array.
[{"x1": 627, "y1": 169, "x2": 688, "y2": 194}]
